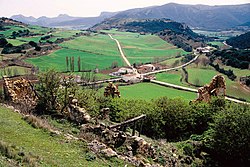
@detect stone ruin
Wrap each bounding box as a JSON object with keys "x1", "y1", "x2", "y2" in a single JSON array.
[
  {"x1": 3, "y1": 76, "x2": 37, "y2": 107},
  {"x1": 65, "y1": 95, "x2": 91, "y2": 124},
  {"x1": 194, "y1": 74, "x2": 226, "y2": 103},
  {"x1": 104, "y1": 82, "x2": 120, "y2": 98}
]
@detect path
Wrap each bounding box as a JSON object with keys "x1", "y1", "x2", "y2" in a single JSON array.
[
  {"x1": 142, "y1": 54, "x2": 199, "y2": 76},
  {"x1": 108, "y1": 34, "x2": 132, "y2": 67},
  {"x1": 151, "y1": 79, "x2": 250, "y2": 105}
]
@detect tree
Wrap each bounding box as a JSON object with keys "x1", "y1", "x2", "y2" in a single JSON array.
[
  {"x1": 35, "y1": 70, "x2": 61, "y2": 114},
  {"x1": 0, "y1": 38, "x2": 8, "y2": 47},
  {"x1": 78, "y1": 56, "x2": 81, "y2": 72},
  {"x1": 66, "y1": 56, "x2": 69, "y2": 72},
  {"x1": 71, "y1": 57, "x2": 75, "y2": 72}
]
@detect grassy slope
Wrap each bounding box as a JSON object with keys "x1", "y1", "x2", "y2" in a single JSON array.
[
  {"x1": 60, "y1": 35, "x2": 121, "y2": 57},
  {"x1": 0, "y1": 106, "x2": 126, "y2": 166},
  {"x1": 119, "y1": 83, "x2": 196, "y2": 101},
  {"x1": 156, "y1": 70, "x2": 188, "y2": 87},
  {"x1": 114, "y1": 34, "x2": 187, "y2": 64},
  {"x1": 187, "y1": 68, "x2": 250, "y2": 101}
]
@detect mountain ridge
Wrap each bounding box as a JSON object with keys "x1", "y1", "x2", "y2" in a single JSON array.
[{"x1": 10, "y1": 3, "x2": 250, "y2": 30}]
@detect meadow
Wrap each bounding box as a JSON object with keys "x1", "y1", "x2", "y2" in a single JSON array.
[
  {"x1": 186, "y1": 68, "x2": 250, "y2": 101},
  {"x1": 25, "y1": 48, "x2": 124, "y2": 71},
  {"x1": 60, "y1": 34, "x2": 121, "y2": 57},
  {"x1": 118, "y1": 82, "x2": 197, "y2": 101},
  {"x1": 114, "y1": 33, "x2": 188, "y2": 64}
]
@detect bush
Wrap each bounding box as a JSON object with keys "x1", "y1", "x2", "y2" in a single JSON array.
[
  {"x1": 35, "y1": 70, "x2": 61, "y2": 114},
  {"x1": 108, "y1": 97, "x2": 214, "y2": 141},
  {"x1": 204, "y1": 103, "x2": 250, "y2": 166}
]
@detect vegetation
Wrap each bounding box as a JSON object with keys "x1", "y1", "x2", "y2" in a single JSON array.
[
  {"x1": 226, "y1": 31, "x2": 250, "y2": 49},
  {"x1": 0, "y1": 106, "x2": 126, "y2": 166},
  {"x1": 209, "y1": 49, "x2": 250, "y2": 69},
  {"x1": 118, "y1": 83, "x2": 196, "y2": 101}
]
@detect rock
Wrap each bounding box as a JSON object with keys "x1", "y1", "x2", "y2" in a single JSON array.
[{"x1": 101, "y1": 148, "x2": 118, "y2": 158}]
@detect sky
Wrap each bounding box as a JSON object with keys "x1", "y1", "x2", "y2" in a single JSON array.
[{"x1": 0, "y1": 0, "x2": 250, "y2": 18}]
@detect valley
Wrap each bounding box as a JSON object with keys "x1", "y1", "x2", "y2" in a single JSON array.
[{"x1": 0, "y1": 2, "x2": 250, "y2": 166}]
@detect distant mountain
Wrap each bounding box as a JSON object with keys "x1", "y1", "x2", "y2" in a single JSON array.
[
  {"x1": 11, "y1": 12, "x2": 117, "y2": 29},
  {"x1": 111, "y1": 3, "x2": 250, "y2": 30},
  {"x1": 92, "y1": 18, "x2": 205, "y2": 52},
  {"x1": 226, "y1": 31, "x2": 250, "y2": 49},
  {"x1": 10, "y1": 3, "x2": 250, "y2": 30},
  {"x1": 240, "y1": 21, "x2": 250, "y2": 27}
]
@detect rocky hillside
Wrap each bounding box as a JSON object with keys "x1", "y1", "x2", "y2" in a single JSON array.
[
  {"x1": 92, "y1": 18, "x2": 205, "y2": 52},
  {"x1": 112, "y1": 3, "x2": 250, "y2": 30}
]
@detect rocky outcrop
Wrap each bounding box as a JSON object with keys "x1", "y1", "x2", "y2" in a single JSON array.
[
  {"x1": 194, "y1": 75, "x2": 226, "y2": 102},
  {"x1": 3, "y1": 77, "x2": 37, "y2": 107}
]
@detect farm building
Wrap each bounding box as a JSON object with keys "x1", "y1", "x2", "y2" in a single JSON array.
[{"x1": 137, "y1": 64, "x2": 155, "y2": 74}]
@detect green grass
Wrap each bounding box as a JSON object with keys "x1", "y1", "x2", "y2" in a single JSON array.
[
  {"x1": 221, "y1": 65, "x2": 250, "y2": 78},
  {"x1": 208, "y1": 42, "x2": 224, "y2": 47},
  {"x1": 25, "y1": 48, "x2": 124, "y2": 71},
  {"x1": 17, "y1": 36, "x2": 42, "y2": 43},
  {"x1": 0, "y1": 66, "x2": 30, "y2": 77},
  {"x1": 118, "y1": 82, "x2": 197, "y2": 101},
  {"x1": 187, "y1": 67, "x2": 250, "y2": 101},
  {"x1": 6, "y1": 39, "x2": 26, "y2": 46},
  {"x1": 60, "y1": 34, "x2": 121, "y2": 57},
  {"x1": 114, "y1": 34, "x2": 187, "y2": 64},
  {"x1": 0, "y1": 26, "x2": 24, "y2": 37},
  {"x1": 160, "y1": 57, "x2": 183, "y2": 67},
  {"x1": 52, "y1": 29, "x2": 81, "y2": 38},
  {"x1": 156, "y1": 71, "x2": 187, "y2": 87},
  {"x1": 0, "y1": 106, "x2": 127, "y2": 166}
]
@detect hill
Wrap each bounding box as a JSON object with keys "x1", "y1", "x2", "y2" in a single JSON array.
[
  {"x1": 226, "y1": 31, "x2": 250, "y2": 49},
  {"x1": 92, "y1": 18, "x2": 205, "y2": 52},
  {"x1": 111, "y1": 3, "x2": 250, "y2": 30}
]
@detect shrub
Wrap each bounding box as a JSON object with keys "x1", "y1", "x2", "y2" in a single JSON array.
[{"x1": 204, "y1": 102, "x2": 250, "y2": 166}]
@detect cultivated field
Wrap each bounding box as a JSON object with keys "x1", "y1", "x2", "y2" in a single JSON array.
[
  {"x1": 111, "y1": 32, "x2": 188, "y2": 64},
  {"x1": 119, "y1": 82, "x2": 197, "y2": 101},
  {"x1": 25, "y1": 48, "x2": 124, "y2": 71}
]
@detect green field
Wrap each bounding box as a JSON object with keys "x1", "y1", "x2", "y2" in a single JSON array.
[
  {"x1": 7, "y1": 39, "x2": 26, "y2": 46},
  {"x1": 118, "y1": 82, "x2": 197, "y2": 101},
  {"x1": 0, "y1": 66, "x2": 30, "y2": 77},
  {"x1": 187, "y1": 68, "x2": 250, "y2": 101},
  {"x1": 60, "y1": 34, "x2": 121, "y2": 57},
  {"x1": 0, "y1": 106, "x2": 126, "y2": 166},
  {"x1": 208, "y1": 41, "x2": 224, "y2": 47},
  {"x1": 114, "y1": 34, "x2": 188, "y2": 64},
  {"x1": 156, "y1": 71, "x2": 187, "y2": 87},
  {"x1": 25, "y1": 48, "x2": 124, "y2": 71},
  {"x1": 160, "y1": 57, "x2": 183, "y2": 67}
]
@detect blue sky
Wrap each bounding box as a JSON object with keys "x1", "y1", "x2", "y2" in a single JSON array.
[{"x1": 0, "y1": 0, "x2": 249, "y2": 18}]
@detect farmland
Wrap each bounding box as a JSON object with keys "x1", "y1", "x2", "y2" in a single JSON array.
[
  {"x1": 119, "y1": 82, "x2": 197, "y2": 101},
  {"x1": 25, "y1": 48, "x2": 124, "y2": 71},
  {"x1": 107, "y1": 30, "x2": 188, "y2": 64}
]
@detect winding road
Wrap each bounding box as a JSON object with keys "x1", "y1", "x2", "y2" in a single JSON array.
[{"x1": 108, "y1": 33, "x2": 249, "y2": 105}]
